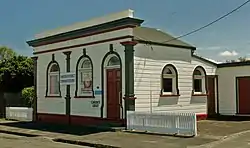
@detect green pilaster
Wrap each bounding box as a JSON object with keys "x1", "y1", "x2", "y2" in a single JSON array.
[
  {"x1": 63, "y1": 51, "x2": 72, "y2": 124},
  {"x1": 31, "y1": 56, "x2": 38, "y2": 122},
  {"x1": 121, "y1": 41, "x2": 137, "y2": 111}
]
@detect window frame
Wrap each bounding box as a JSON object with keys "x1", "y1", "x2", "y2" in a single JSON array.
[
  {"x1": 161, "y1": 64, "x2": 179, "y2": 97},
  {"x1": 192, "y1": 66, "x2": 207, "y2": 95},
  {"x1": 46, "y1": 62, "x2": 61, "y2": 98},
  {"x1": 75, "y1": 55, "x2": 94, "y2": 98}
]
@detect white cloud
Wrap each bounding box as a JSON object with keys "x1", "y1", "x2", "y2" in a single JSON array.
[
  {"x1": 219, "y1": 50, "x2": 238, "y2": 57},
  {"x1": 199, "y1": 46, "x2": 224, "y2": 51}
]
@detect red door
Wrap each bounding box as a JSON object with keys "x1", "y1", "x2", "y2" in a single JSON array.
[
  {"x1": 106, "y1": 69, "x2": 121, "y2": 119},
  {"x1": 207, "y1": 76, "x2": 216, "y2": 116},
  {"x1": 238, "y1": 77, "x2": 250, "y2": 114}
]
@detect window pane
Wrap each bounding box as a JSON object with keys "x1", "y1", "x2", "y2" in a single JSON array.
[
  {"x1": 50, "y1": 64, "x2": 59, "y2": 72},
  {"x1": 194, "y1": 70, "x2": 202, "y2": 75},
  {"x1": 108, "y1": 56, "x2": 120, "y2": 66},
  {"x1": 80, "y1": 71, "x2": 92, "y2": 95},
  {"x1": 163, "y1": 78, "x2": 172, "y2": 92},
  {"x1": 81, "y1": 59, "x2": 91, "y2": 68},
  {"x1": 164, "y1": 68, "x2": 172, "y2": 74},
  {"x1": 194, "y1": 79, "x2": 202, "y2": 92},
  {"x1": 50, "y1": 75, "x2": 59, "y2": 94}
]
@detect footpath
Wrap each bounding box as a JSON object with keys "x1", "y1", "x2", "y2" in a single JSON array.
[{"x1": 0, "y1": 120, "x2": 250, "y2": 148}]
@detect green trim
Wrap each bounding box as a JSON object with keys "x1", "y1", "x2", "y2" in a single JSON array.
[
  {"x1": 63, "y1": 51, "x2": 72, "y2": 124},
  {"x1": 27, "y1": 17, "x2": 144, "y2": 47},
  {"x1": 123, "y1": 43, "x2": 136, "y2": 111},
  {"x1": 134, "y1": 39, "x2": 196, "y2": 50}
]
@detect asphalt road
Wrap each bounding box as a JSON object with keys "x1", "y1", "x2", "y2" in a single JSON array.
[{"x1": 0, "y1": 133, "x2": 90, "y2": 148}]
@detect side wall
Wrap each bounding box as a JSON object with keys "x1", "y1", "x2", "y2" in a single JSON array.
[
  {"x1": 134, "y1": 44, "x2": 217, "y2": 114},
  {"x1": 216, "y1": 66, "x2": 250, "y2": 115},
  {"x1": 36, "y1": 28, "x2": 132, "y2": 120}
]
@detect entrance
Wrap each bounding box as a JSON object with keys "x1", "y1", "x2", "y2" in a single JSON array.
[
  {"x1": 207, "y1": 76, "x2": 216, "y2": 116},
  {"x1": 106, "y1": 69, "x2": 121, "y2": 119},
  {"x1": 237, "y1": 77, "x2": 250, "y2": 114}
]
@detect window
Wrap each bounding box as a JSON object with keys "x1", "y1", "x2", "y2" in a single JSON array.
[
  {"x1": 77, "y1": 57, "x2": 93, "y2": 97},
  {"x1": 48, "y1": 63, "x2": 60, "y2": 96},
  {"x1": 161, "y1": 65, "x2": 178, "y2": 95},
  {"x1": 193, "y1": 67, "x2": 206, "y2": 94},
  {"x1": 107, "y1": 56, "x2": 120, "y2": 66}
]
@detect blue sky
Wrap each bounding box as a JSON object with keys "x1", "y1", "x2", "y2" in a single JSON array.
[{"x1": 1, "y1": 0, "x2": 250, "y2": 61}]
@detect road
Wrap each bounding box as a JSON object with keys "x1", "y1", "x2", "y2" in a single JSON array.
[
  {"x1": 193, "y1": 131, "x2": 250, "y2": 148},
  {"x1": 0, "y1": 133, "x2": 90, "y2": 148}
]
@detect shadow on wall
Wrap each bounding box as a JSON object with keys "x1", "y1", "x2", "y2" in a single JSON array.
[{"x1": 157, "y1": 96, "x2": 179, "y2": 106}]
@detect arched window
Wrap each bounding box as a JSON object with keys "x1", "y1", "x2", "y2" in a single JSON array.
[
  {"x1": 193, "y1": 66, "x2": 206, "y2": 94},
  {"x1": 48, "y1": 63, "x2": 60, "y2": 96},
  {"x1": 76, "y1": 57, "x2": 93, "y2": 97},
  {"x1": 161, "y1": 64, "x2": 178, "y2": 95},
  {"x1": 107, "y1": 56, "x2": 120, "y2": 66}
]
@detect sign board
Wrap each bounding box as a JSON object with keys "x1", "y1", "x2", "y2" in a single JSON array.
[
  {"x1": 94, "y1": 90, "x2": 102, "y2": 95},
  {"x1": 60, "y1": 72, "x2": 75, "y2": 85}
]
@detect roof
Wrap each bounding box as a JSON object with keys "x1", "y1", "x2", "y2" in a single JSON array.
[
  {"x1": 27, "y1": 17, "x2": 143, "y2": 47},
  {"x1": 192, "y1": 54, "x2": 218, "y2": 66},
  {"x1": 133, "y1": 27, "x2": 196, "y2": 50},
  {"x1": 217, "y1": 61, "x2": 250, "y2": 68}
]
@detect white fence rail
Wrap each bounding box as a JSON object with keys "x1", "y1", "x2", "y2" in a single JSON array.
[
  {"x1": 127, "y1": 111, "x2": 197, "y2": 136},
  {"x1": 6, "y1": 107, "x2": 33, "y2": 121}
]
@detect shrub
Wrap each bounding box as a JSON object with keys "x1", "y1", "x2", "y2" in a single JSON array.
[{"x1": 21, "y1": 87, "x2": 35, "y2": 107}]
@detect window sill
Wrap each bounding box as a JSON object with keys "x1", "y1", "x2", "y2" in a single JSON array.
[
  {"x1": 192, "y1": 94, "x2": 208, "y2": 96},
  {"x1": 45, "y1": 96, "x2": 62, "y2": 98},
  {"x1": 74, "y1": 96, "x2": 95, "y2": 99},
  {"x1": 160, "y1": 94, "x2": 180, "y2": 97}
]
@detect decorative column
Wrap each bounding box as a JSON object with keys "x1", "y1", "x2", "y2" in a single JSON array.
[
  {"x1": 63, "y1": 51, "x2": 72, "y2": 124},
  {"x1": 120, "y1": 41, "x2": 137, "y2": 111},
  {"x1": 31, "y1": 56, "x2": 38, "y2": 122}
]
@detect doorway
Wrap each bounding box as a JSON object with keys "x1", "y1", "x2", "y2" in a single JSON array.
[
  {"x1": 106, "y1": 69, "x2": 121, "y2": 119},
  {"x1": 207, "y1": 76, "x2": 217, "y2": 116},
  {"x1": 104, "y1": 55, "x2": 121, "y2": 120},
  {"x1": 237, "y1": 77, "x2": 250, "y2": 114}
]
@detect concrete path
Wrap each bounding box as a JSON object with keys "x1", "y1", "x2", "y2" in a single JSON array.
[
  {"x1": 0, "y1": 133, "x2": 90, "y2": 148},
  {"x1": 1, "y1": 120, "x2": 250, "y2": 148},
  {"x1": 191, "y1": 131, "x2": 250, "y2": 148}
]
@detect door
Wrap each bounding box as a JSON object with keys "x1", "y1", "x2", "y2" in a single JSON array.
[
  {"x1": 238, "y1": 77, "x2": 250, "y2": 114},
  {"x1": 207, "y1": 76, "x2": 216, "y2": 116},
  {"x1": 106, "y1": 69, "x2": 121, "y2": 119}
]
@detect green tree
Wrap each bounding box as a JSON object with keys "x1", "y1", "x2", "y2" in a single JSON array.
[
  {"x1": 226, "y1": 57, "x2": 249, "y2": 63},
  {"x1": 21, "y1": 87, "x2": 35, "y2": 107},
  {"x1": 0, "y1": 46, "x2": 16, "y2": 60},
  {"x1": 0, "y1": 55, "x2": 34, "y2": 92}
]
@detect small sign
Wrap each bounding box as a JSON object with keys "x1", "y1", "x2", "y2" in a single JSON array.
[
  {"x1": 91, "y1": 100, "x2": 100, "y2": 107},
  {"x1": 94, "y1": 90, "x2": 102, "y2": 95},
  {"x1": 60, "y1": 72, "x2": 76, "y2": 85}
]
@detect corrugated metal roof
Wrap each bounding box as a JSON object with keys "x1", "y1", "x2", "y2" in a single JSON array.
[{"x1": 133, "y1": 27, "x2": 195, "y2": 48}]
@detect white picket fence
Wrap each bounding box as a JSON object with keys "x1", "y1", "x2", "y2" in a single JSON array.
[
  {"x1": 127, "y1": 111, "x2": 197, "y2": 136},
  {"x1": 5, "y1": 107, "x2": 33, "y2": 121}
]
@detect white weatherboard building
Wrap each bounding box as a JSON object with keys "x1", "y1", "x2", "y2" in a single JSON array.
[{"x1": 27, "y1": 10, "x2": 250, "y2": 126}]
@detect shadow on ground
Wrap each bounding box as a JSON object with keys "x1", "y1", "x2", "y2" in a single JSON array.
[{"x1": 0, "y1": 121, "x2": 112, "y2": 136}]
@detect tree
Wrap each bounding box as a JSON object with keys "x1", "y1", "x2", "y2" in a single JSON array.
[
  {"x1": 226, "y1": 57, "x2": 249, "y2": 63},
  {"x1": 0, "y1": 55, "x2": 34, "y2": 92},
  {"x1": 0, "y1": 46, "x2": 16, "y2": 60}
]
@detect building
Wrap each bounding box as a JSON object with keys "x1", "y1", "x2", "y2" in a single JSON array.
[{"x1": 26, "y1": 10, "x2": 250, "y2": 126}]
